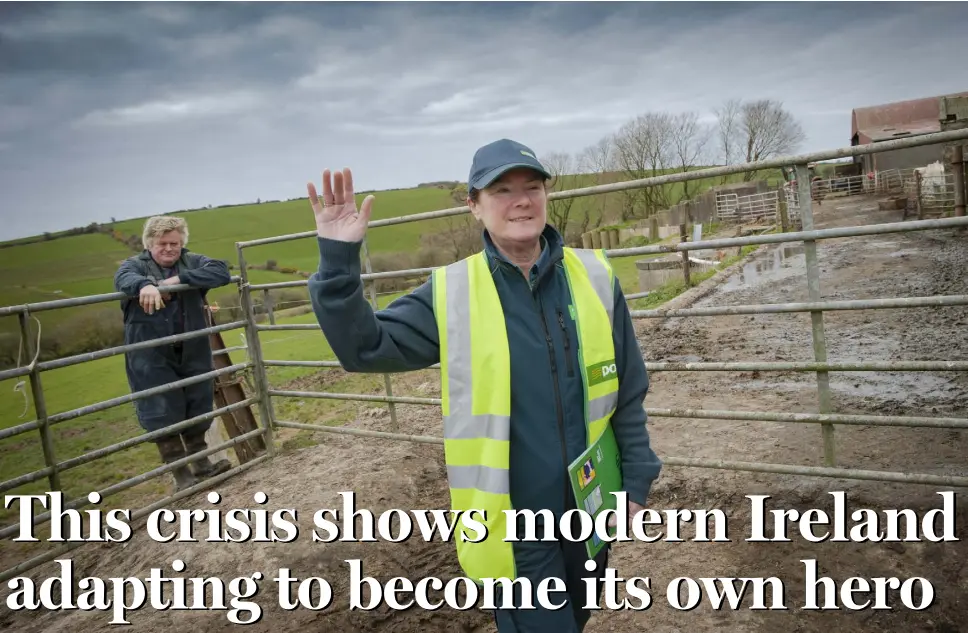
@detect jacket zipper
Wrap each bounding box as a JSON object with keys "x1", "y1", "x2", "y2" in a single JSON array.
[
  {"x1": 557, "y1": 307, "x2": 575, "y2": 378},
  {"x1": 534, "y1": 290, "x2": 571, "y2": 515}
]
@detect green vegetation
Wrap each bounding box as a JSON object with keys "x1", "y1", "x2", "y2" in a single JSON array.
[
  {"x1": 0, "y1": 232, "x2": 132, "y2": 306},
  {"x1": 110, "y1": 187, "x2": 457, "y2": 274}
]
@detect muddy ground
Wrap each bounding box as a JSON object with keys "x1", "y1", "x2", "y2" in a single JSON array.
[{"x1": 2, "y1": 194, "x2": 967, "y2": 633}]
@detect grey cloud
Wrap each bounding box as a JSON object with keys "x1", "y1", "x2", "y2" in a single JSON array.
[
  {"x1": 73, "y1": 90, "x2": 269, "y2": 128},
  {"x1": 0, "y1": 2, "x2": 966, "y2": 242},
  {"x1": 0, "y1": 33, "x2": 157, "y2": 76}
]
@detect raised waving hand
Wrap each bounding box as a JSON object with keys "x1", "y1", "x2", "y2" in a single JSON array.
[{"x1": 308, "y1": 168, "x2": 375, "y2": 243}]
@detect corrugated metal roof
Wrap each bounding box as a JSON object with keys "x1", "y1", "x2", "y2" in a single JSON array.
[{"x1": 852, "y1": 91, "x2": 968, "y2": 144}]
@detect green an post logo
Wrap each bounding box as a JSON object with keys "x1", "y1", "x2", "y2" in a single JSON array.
[{"x1": 587, "y1": 359, "x2": 618, "y2": 386}]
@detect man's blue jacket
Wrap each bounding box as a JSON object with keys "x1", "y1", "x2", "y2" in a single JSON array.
[
  {"x1": 114, "y1": 248, "x2": 232, "y2": 433},
  {"x1": 308, "y1": 224, "x2": 662, "y2": 530}
]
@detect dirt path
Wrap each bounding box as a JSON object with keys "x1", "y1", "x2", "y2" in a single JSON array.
[
  {"x1": 613, "y1": 194, "x2": 968, "y2": 633},
  {"x1": 2, "y1": 194, "x2": 967, "y2": 633}
]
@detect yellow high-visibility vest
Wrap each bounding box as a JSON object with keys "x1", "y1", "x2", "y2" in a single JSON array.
[{"x1": 431, "y1": 246, "x2": 619, "y2": 583}]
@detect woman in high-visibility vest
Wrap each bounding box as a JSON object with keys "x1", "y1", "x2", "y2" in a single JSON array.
[{"x1": 305, "y1": 138, "x2": 663, "y2": 632}]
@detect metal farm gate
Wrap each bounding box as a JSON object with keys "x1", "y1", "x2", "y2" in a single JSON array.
[{"x1": 2, "y1": 128, "x2": 968, "y2": 582}]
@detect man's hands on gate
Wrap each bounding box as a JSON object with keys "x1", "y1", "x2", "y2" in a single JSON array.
[
  {"x1": 139, "y1": 284, "x2": 165, "y2": 314},
  {"x1": 157, "y1": 276, "x2": 178, "y2": 302}
]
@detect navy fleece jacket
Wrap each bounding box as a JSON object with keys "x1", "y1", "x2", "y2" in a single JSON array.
[{"x1": 308, "y1": 224, "x2": 662, "y2": 524}]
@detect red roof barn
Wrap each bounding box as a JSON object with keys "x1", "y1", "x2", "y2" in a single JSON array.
[{"x1": 850, "y1": 91, "x2": 968, "y2": 173}]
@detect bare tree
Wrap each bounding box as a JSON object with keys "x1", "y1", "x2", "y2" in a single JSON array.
[
  {"x1": 542, "y1": 150, "x2": 579, "y2": 240},
  {"x1": 741, "y1": 99, "x2": 805, "y2": 163},
  {"x1": 713, "y1": 98, "x2": 742, "y2": 184},
  {"x1": 715, "y1": 98, "x2": 805, "y2": 181},
  {"x1": 430, "y1": 215, "x2": 480, "y2": 263},
  {"x1": 669, "y1": 111, "x2": 712, "y2": 200},
  {"x1": 611, "y1": 113, "x2": 673, "y2": 220},
  {"x1": 577, "y1": 137, "x2": 613, "y2": 232},
  {"x1": 611, "y1": 111, "x2": 710, "y2": 217},
  {"x1": 413, "y1": 183, "x2": 480, "y2": 264},
  {"x1": 741, "y1": 99, "x2": 805, "y2": 180}
]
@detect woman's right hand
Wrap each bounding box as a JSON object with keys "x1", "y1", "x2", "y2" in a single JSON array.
[{"x1": 308, "y1": 167, "x2": 375, "y2": 243}]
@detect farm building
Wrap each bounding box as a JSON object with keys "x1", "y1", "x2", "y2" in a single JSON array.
[{"x1": 850, "y1": 91, "x2": 968, "y2": 173}]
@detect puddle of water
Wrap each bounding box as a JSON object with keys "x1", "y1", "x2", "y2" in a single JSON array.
[{"x1": 720, "y1": 245, "x2": 805, "y2": 291}]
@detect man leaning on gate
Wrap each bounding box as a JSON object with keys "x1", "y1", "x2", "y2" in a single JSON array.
[{"x1": 114, "y1": 216, "x2": 234, "y2": 492}]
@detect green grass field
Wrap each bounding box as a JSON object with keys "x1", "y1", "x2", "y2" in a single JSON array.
[
  {"x1": 0, "y1": 232, "x2": 132, "y2": 304},
  {"x1": 110, "y1": 187, "x2": 459, "y2": 274}
]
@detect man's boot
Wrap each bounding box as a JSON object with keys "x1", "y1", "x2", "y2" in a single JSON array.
[
  {"x1": 182, "y1": 430, "x2": 233, "y2": 479},
  {"x1": 155, "y1": 435, "x2": 200, "y2": 493}
]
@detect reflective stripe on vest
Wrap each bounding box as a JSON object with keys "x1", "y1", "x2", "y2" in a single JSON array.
[
  {"x1": 432, "y1": 246, "x2": 619, "y2": 583},
  {"x1": 562, "y1": 247, "x2": 618, "y2": 445}
]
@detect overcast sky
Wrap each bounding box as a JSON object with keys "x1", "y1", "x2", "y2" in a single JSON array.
[{"x1": 1, "y1": 1, "x2": 966, "y2": 242}]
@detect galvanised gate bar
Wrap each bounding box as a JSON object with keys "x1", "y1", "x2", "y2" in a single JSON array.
[{"x1": 2, "y1": 128, "x2": 968, "y2": 583}]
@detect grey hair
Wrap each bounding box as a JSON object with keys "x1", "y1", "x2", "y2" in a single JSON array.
[{"x1": 142, "y1": 216, "x2": 189, "y2": 250}]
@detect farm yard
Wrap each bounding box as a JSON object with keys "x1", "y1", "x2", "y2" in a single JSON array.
[
  {"x1": 2, "y1": 1, "x2": 967, "y2": 630},
  {"x1": 0, "y1": 87, "x2": 965, "y2": 632},
  {"x1": 1, "y1": 186, "x2": 966, "y2": 633}
]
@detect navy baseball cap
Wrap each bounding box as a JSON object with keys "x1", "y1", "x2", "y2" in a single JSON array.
[{"x1": 468, "y1": 138, "x2": 551, "y2": 192}]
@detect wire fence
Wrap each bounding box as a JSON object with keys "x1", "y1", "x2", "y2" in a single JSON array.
[{"x1": 2, "y1": 127, "x2": 968, "y2": 583}]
